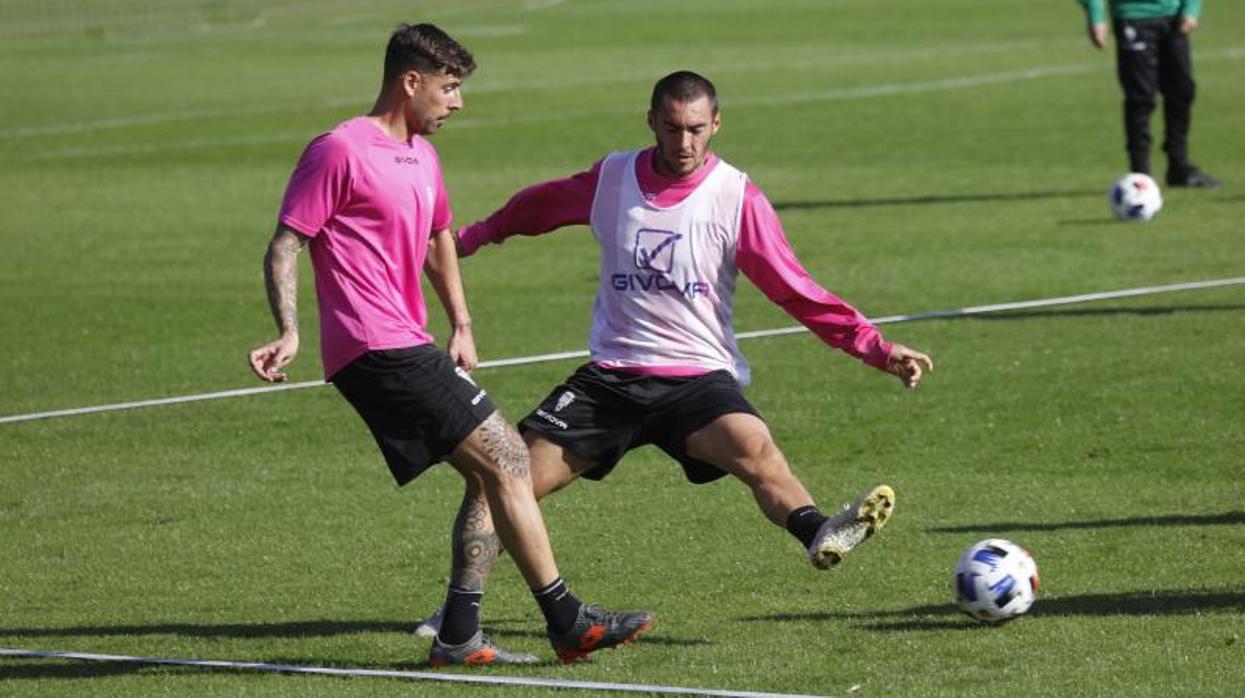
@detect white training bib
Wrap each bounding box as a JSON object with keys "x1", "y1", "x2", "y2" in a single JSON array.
[{"x1": 588, "y1": 149, "x2": 751, "y2": 384}]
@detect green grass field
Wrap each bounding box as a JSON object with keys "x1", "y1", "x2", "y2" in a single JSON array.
[{"x1": 2, "y1": 1, "x2": 1243, "y2": 696}]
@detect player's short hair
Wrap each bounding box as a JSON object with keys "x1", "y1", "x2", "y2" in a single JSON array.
[
  {"x1": 650, "y1": 71, "x2": 718, "y2": 114},
  {"x1": 383, "y1": 23, "x2": 476, "y2": 83}
]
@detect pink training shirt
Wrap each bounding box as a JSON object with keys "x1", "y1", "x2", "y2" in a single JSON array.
[
  {"x1": 279, "y1": 116, "x2": 451, "y2": 379},
  {"x1": 458, "y1": 147, "x2": 892, "y2": 376}
]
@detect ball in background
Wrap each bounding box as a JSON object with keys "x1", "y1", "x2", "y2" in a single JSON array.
[{"x1": 1109, "y1": 172, "x2": 1163, "y2": 221}]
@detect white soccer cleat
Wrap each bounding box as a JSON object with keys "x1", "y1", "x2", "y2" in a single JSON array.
[
  {"x1": 413, "y1": 605, "x2": 445, "y2": 638},
  {"x1": 808, "y1": 485, "x2": 895, "y2": 570}
]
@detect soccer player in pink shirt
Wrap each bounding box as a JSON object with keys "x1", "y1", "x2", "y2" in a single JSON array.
[
  {"x1": 248, "y1": 23, "x2": 652, "y2": 667},
  {"x1": 417, "y1": 70, "x2": 933, "y2": 640}
]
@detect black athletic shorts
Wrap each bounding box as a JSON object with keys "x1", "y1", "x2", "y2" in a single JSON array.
[
  {"x1": 519, "y1": 363, "x2": 761, "y2": 484},
  {"x1": 330, "y1": 344, "x2": 496, "y2": 486}
]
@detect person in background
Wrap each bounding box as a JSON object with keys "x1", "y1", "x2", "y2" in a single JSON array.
[{"x1": 1079, "y1": 0, "x2": 1220, "y2": 187}]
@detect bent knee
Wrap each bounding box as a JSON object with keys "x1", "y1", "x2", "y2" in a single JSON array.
[
  {"x1": 735, "y1": 429, "x2": 779, "y2": 463},
  {"x1": 467, "y1": 413, "x2": 531, "y2": 481},
  {"x1": 727, "y1": 439, "x2": 791, "y2": 485}
]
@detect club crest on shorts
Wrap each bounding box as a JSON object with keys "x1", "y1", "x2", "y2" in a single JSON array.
[
  {"x1": 554, "y1": 390, "x2": 576, "y2": 412},
  {"x1": 1121, "y1": 24, "x2": 1146, "y2": 51},
  {"x1": 634, "y1": 228, "x2": 682, "y2": 273}
]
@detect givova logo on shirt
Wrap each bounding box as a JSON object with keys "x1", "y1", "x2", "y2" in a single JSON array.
[
  {"x1": 613, "y1": 227, "x2": 709, "y2": 299},
  {"x1": 634, "y1": 228, "x2": 682, "y2": 273}
]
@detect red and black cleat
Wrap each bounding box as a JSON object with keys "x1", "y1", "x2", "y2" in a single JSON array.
[{"x1": 548, "y1": 604, "x2": 654, "y2": 664}]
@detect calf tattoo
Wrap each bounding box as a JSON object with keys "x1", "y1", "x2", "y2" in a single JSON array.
[
  {"x1": 450, "y1": 491, "x2": 500, "y2": 591},
  {"x1": 479, "y1": 413, "x2": 531, "y2": 479}
]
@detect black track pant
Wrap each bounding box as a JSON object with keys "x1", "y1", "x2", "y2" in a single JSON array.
[{"x1": 1113, "y1": 16, "x2": 1195, "y2": 175}]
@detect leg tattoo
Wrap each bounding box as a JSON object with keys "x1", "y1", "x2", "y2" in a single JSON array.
[
  {"x1": 478, "y1": 412, "x2": 531, "y2": 479},
  {"x1": 450, "y1": 489, "x2": 501, "y2": 591}
]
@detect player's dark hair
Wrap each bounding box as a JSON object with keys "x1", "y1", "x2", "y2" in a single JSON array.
[
  {"x1": 383, "y1": 23, "x2": 476, "y2": 84},
  {"x1": 650, "y1": 71, "x2": 718, "y2": 114}
]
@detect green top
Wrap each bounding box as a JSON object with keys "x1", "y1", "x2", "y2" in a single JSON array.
[{"x1": 1078, "y1": 0, "x2": 1203, "y2": 25}]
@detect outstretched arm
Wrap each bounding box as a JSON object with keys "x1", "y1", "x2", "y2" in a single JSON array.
[
  {"x1": 456, "y1": 160, "x2": 602, "y2": 256},
  {"x1": 249, "y1": 224, "x2": 309, "y2": 382},
  {"x1": 736, "y1": 185, "x2": 932, "y2": 389},
  {"x1": 426, "y1": 227, "x2": 478, "y2": 370}
]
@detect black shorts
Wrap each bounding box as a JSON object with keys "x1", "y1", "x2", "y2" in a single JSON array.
[
  {"x1": 330, "y1": 344, "x2": 496, "y2": 486},
  {"x1": 519, "y1": 363, "x2": 761, "y2": 484}
]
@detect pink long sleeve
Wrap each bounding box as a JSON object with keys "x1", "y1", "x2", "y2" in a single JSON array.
[
  {"x1": 457, "y1": 160, "x2": 602, "y2": 255},
  {"x1": 736, "y1": 183, "x2": 892, "y2": 370}
]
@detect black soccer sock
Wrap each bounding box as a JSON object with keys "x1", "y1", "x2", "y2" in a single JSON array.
[
  {"x1": 438, "y1": 586, "x2": 483, "y2": 646},
  {"x1": 786, "y1": 505, "x2": 830, "y2": 548},
  {"x1": 532, "y1": 577, "x2": 582, "y2": 636}
]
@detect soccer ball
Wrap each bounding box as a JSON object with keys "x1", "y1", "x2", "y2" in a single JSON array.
[
  {"x1": 954, "y1": 538, "x2": 1040, "y2": 624},
  {"x1": 1109, "y1": 172, "x2": 1163, "y2": 221}
]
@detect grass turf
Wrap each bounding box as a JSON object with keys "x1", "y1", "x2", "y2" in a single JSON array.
[{"x1": 1, "y1": 1, "x2": 1243, "y2": 696}]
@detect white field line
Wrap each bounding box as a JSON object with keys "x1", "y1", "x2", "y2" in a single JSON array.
[
  {"x1": 2, "y1": 277, "x2": 1241, "y2": 427},
  {"x1": 730, "y1": 64, "x2": 1094, "y2": 107},
  {"x1": 0, "y1": 103, "x2": 297, "y2": 139},
  {"x1": 0, "y1": 647, "x2": 836, "y2": 698},
  {"x1": 4, "y1": 44, "x2": 1242, "y2": 144},
  {"x1": 523, "y1": 0, "x2": 568, "y2": 10},
  {"x1": 9, "y1": 62, "x2": 1104, "y2": 162},
  {"x1": 9, "y1": 44, "x2": 1245, "y2": 144},
  {"x1": 0, "y1": 43, "x2": 1067, "y2": 140},
  {"x1": 738, "y1": 277, "x2": 1245, "y2": 340}
]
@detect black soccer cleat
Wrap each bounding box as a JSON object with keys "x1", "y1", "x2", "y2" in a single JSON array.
[
  {"x1": 548, "y1": 604, "x2": 653, "y2": 663},
  {"x1": 1166, "y1": 165, "x2": 1222, "y2": 189}
]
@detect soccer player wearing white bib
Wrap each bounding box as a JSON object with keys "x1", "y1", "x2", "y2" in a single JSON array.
[{"x1": 419, "y1": 71, "x2": 932, "y2": 640}]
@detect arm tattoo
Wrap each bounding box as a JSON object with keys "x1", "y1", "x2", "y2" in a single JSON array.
[
  {"x1": 263, "y1": 228, "x2": 307, "y2": 335},
  {"x1": 478, "y1": 412, "x2": 531, "y2": 479},
  {"x1": 449, "y1": 491, "x2": 500, "y2": 591}
]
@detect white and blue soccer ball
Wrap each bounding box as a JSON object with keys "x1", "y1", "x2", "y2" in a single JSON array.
[
  {"x1": 954, "y1": 538, "x2": 1040, "y2": 624},
  {"x1": 1109, "y1": 172, "x2": 1163, "y2": 222}
]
